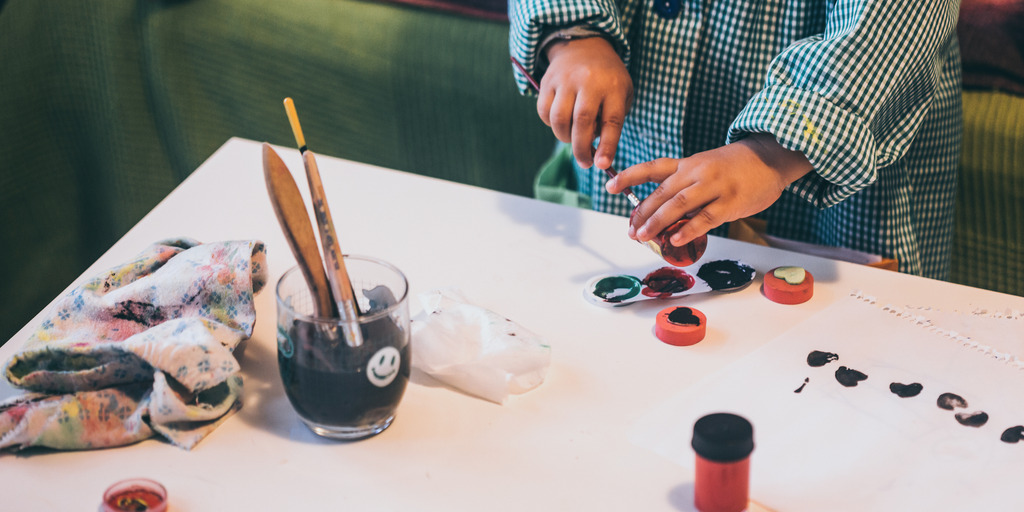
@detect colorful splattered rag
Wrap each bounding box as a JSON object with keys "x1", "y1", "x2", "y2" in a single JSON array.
[{"x1": 0, "y1": 238, "x2": 267, "y2": 451}]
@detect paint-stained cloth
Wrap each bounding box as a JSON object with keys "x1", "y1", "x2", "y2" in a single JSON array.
[
  {"x1": 0, "y1": 238, "x2": 267, "y2": 451},
  {"x1": 509, "y1": 0, "x2": 962, "y2": 279}
]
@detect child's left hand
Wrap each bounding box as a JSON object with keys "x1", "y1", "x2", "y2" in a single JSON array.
[{"x1": 606, "y1": 134, "x2": 814, "y2": 247}]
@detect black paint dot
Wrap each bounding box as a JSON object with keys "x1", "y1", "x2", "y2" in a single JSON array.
[
  {"x1": 807, "y1": 350, "x2": 839, "y2": 367},
  {"x1": 1000, "y1": 426, "x2": 1024, "y2": 443},
  {"x1": 696, "y1": 260, "x2": 755, "y2": 291},
  {"x1": 936, "y1": 392, "x2": 968, "y2": 410},
  {"x1": 955, "y1": 411, "x2": 989, "y2": 428},
  {"x1": 835, "y1": 366, "x2": 868, "y2": 387},
  {"x1": 889, "y1": 382, "x2": 923, "y2": 398},
  {"x1": 794, "y1": 377, "x2": 809, "y2": 393},
  {"x1": 666, "y1": 307, "x2": 701, "y2": 326}
]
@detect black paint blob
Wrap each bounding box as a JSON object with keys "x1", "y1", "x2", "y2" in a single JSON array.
[
  {"x1": 666, "y1": 307, "x2": 701, "y2": 326},
  {"x1": 794, "y1": 377, "x2": 809, "y2": 393},
  {"x1": 936, "y1": 392, "x2": 968, "y2": 410},
  {"x1": 696, "y1": 260, "x2": 755, "y2": 291},
  {"x1": 834, "y1": 366, "x2": 868, "y2": 387},
  {"x1": 889, "y1": 382, "x2": 923, "y2": 398},
  {"x1": 955, "y1": 411, "x2": 989, "y2": 428},
  {"x1": 1000, "y1": 426, "x2": 1024, "y2": 443},
  {"x1": 807, "y1": 350, "x2": 839, "y2": 367}
]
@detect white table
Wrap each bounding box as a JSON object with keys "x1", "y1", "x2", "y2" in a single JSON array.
[{"x1": 3, "y1": 138, "x2": 1022, "y2": 511}]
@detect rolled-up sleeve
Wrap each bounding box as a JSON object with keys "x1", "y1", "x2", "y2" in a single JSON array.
[
  {"x1": 508, "y1": 0, "x2": 631, "y2": 95},
  {"x1": 726, "y1": 0, "x2": 960, "y2": 208}
]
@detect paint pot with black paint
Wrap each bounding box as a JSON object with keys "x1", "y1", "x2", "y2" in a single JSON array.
[{"x1": 692, "y1": 412, "x2": 755, "y2": 512}]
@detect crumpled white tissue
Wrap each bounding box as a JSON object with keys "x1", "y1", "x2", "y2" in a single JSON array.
[{"x1": 411, "y1": 288, "x2": 551, "y2": 404}]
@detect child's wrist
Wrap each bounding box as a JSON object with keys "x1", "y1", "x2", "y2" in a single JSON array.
[
  {"x1": 543, "y1": 29, "x2": 613, "y2": 60},
  {"x1": 739, "y1": 133, "x2": 813, "y2": 186}
]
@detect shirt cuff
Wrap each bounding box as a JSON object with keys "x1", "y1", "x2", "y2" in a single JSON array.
[
  {"x1": 726, "y1": 84, "x2": 878, "y2": 208},
  {"x1": 539, "y1": 24, "x2": 608, "y2": 52}
]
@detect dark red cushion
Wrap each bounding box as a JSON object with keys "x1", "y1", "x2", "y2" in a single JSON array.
[{"x1": 958, "y1": 0, "x2": 1024, "y2": 95}]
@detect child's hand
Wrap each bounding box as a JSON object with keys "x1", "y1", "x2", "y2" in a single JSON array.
[
  {"x1": 606, "y1": 134, "x2": 813, "y2": 247},
  {"x1": 540, "y1": 37, "x2": 632, "y2": 170}
]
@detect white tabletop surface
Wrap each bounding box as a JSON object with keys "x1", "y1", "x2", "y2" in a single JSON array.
[{"x1": 3, "y1": 137, "x2": 1022, "y2": 511}]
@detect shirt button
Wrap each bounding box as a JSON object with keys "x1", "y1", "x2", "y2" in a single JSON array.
[{"x1": 654, "y1": 0, "x2": 680, "y2": 18}]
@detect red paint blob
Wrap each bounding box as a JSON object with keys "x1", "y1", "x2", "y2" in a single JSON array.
[{"x1": 641, "y1": 267, "x2": 695, "y2": 298}]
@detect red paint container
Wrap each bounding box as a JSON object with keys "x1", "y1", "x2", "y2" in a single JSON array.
[
  {"x1": 692, "y1": 413, "x2": 754, "y2": 512},
  {"x1": 630, "y1": 209, "x2": 709, "y2": 267},
  {"x1": 655, "y1": 306, "x2": 706, "y2": 346},
  {"x1": 101, "y1": 478, "x2": 167, "y2": 512}
]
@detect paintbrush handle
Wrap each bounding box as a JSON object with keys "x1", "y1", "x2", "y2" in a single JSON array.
[
  {"x1": 301, "y1": 149, "x2": 364, "y2": 346},
  {"x1": 601, "y1": 166, "x2": 641, "y2": 207},
  {"x1": 262, "y1": 143, "x2": 336, "y2": 317}
]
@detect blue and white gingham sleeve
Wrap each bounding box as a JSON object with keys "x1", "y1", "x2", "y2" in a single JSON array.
[
  {"x1": 726, "y1": 0, "x2": 960, "y2": 208},
  {"x1": 508, "y1": 0, "x2": 631, "y2": 95}
]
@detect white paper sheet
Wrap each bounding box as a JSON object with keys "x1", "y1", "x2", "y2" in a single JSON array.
[{"x1": 630, "y1": 293, "x2": 1024, "y2": 511}]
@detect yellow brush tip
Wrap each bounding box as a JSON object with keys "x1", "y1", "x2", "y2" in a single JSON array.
[{"x1": 283, "y1": 97, "x2": 307, "y2": 150}]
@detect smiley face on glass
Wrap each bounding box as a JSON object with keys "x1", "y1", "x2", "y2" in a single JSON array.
[{"x1": 367, "y1": 346, "x2": 401, "y2": 387}]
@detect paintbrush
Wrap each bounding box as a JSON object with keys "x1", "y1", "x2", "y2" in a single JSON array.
[
  {"x1": 262, "y1": 143, "x2": 336, "y2": 318},
  {"x1": 283, "y1": 97, "x2": 364, "y2": 347}
]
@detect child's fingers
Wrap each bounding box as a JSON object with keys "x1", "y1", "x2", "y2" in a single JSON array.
[
  {"x1": 594, "y1": 103, "x2": 626, "y2": 170},
  {"x1": 571, "y1": 95, "x2": 601, "y2": 168},
  {"x1": 633, "y1": 181, "x2": 712, "y2": 242},
  {"x1": 535, "y1": 84, "x2": 554, "y2": 127},
  {"x1": 547, "y1": 88, "x2": 578, "y2": 144},
  {"x1": 667, "y1": 203, "x2": 724, "y2": 247},
  {"x1": 606, "y1": 158, "x2": 678, "y2": 194}
]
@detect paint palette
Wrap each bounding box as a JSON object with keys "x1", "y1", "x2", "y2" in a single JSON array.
[{"x1": 584, "y1": 259, "x2": 756, "y2": 307}]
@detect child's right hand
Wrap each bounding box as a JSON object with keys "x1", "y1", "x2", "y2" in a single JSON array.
[{"x1": 539, "y1": 37, "x2": 632, "y2": 171}]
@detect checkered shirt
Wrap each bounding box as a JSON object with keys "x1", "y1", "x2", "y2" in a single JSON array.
[{"x1": 510, "y1": 0, "x2": 962, "y2": 279}]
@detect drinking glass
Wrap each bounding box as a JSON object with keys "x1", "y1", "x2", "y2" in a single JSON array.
[{"x1": 276, "y1": 256, "x2": 410, "y2": 440}]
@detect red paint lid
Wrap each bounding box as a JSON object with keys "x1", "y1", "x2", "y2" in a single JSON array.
[
  {"x1": 763, "y1": 266, "x2": 814, "y2": 305},
  {"x1": 655, "y1": 306, "x2": 706, "y2": 346}
]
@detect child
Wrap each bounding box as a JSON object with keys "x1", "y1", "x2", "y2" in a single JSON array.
[{"x1": 510, "y1": 0, "x2": 962, "y2": 279}]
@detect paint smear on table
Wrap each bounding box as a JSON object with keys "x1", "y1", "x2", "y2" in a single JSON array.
[
  {"x1": 889, "y1": 382, "x2": 923, "y2": 398},
  {"x1": 807, "y1": 350, "x2": 838, "y2": 367}
]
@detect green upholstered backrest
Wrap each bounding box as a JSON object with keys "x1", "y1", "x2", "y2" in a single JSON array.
[{"x1": 0, "y1": 0, "x2": 553, "y2": 342}]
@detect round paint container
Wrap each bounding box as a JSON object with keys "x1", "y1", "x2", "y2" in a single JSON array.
[
  {"x1": 655, "y1": 306, "x2": 706, "y2": 346},
  {"x1": 763, "y1": 266, "x2": 814, "y2": 305},
  {"x1": 692, "y1": 413, "x2": 754, "y2": 512},
  {"x1": 102, "y1": 478, "x2": 167, "y2": 512}
]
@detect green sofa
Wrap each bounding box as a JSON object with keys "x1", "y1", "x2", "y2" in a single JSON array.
[
  {"x1": 1, "y1": 0, "x2": 1021, "y2": 344},
  {"x1": 0, "y1": 0, "x2": 554, "y2": 343}
]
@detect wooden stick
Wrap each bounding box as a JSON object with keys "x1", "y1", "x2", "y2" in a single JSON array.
[
  {"x1": 283, "y1": 98, "x2": 364, "y2": 346},
  {"x1": 262, "y1": 143, "x2": 335, "y2": 317}
]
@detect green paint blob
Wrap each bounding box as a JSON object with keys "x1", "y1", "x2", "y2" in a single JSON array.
[{"x1": 593, "y1": 275, "x2": 642, "y2": 302}]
